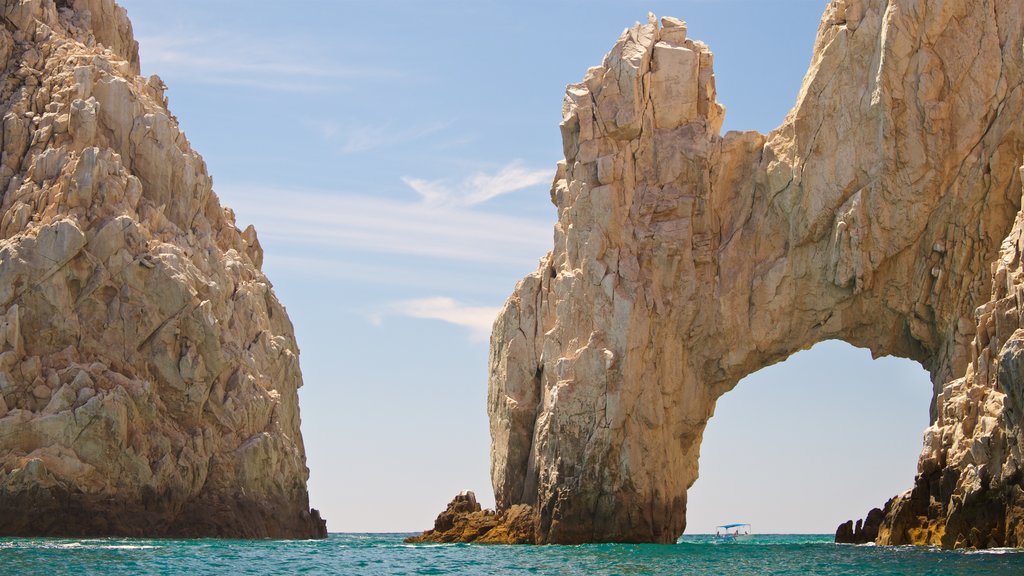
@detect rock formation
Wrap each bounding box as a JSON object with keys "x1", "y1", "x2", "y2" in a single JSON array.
[
  {"x1": 431, "y1": 1, "x2": 1024, "y2": 547},
  {"x1": 0, "y1": 0, "x2": 325, "y2": 537},
  {"x1": 404, "y1": 491, "x2": 534, "y2": 544},
  {"x1": 835, "y1": 506, "x2": 883, "y2": 545}
]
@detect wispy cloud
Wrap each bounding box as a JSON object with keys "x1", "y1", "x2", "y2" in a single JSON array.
[
  {"x1": 308, "y1": 120, "x2": 450, "y2": 155},
  {"x1": 263, "y1": 254, "x2": 524, "y2": 297},
  {"x1": 136, "y1": 33, "x2": 394, "y2": 92},
  {"x1": 388, "y1": 297, "x2": 500, "y2": 341},
  {"x1": 402, "y1": 161, "x2": 553, "y2": 207},
  {"x1": 217, "y1": 161, "x2": 554, "y2": 340},
  {"x1": 219, "y1": 184, "x2": 552, "y2": 267}
]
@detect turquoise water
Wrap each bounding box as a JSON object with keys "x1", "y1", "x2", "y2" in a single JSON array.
[{"x1": 2, "y1": 533, "x2": 1023, "y2": 575}]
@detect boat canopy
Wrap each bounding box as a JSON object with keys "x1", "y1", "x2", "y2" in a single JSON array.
[{"x1": 716, "y1": 523, "x2": 750, "y2": 529}]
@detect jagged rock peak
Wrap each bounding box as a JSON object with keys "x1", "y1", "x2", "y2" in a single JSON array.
[
  {"x1": 0, "y1": 0, "x2": 325, "y2": 537},
  {"x1": 417, "y1": 0, "x2": 1024, "y2": 547}
]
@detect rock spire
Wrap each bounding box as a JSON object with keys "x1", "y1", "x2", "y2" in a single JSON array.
[{"x1": 0, "y1": 0, "x2": 324, "y2": 537}]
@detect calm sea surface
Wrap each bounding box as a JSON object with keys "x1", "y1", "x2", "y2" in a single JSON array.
[{"x1": 2, "y1": 533, "x2": 1023, "y2": 575}]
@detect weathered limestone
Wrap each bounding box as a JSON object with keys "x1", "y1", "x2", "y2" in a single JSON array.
[
  {"x1": 0, "y1": 0, "x2": 324, "y2": 537},
  {"x1": 476, "y1": 1, "x2": 1024, "y2": 547}
]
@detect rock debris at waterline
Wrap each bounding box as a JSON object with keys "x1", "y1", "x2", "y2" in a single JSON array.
[
  {"x1": 405, "y1": 491, "x2": 535, "y2": 545},
  {"x1": 0, "y1": 0, "x2": 324, "y2": 538},
  {"x1": 416, "y1": 2, "x2": 1024, "y2": 548}
]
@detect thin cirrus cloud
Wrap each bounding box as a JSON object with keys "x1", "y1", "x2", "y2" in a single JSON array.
[
  {"x1": 402, "y1": 161, "x2": 553, "y2": 207},
  {"x1": 388, "y1": 297, "x2": 501, "y2": 342},
  {"x1": 217, "y1": 161, "x2": 554, "y2": 338},
  {"x1": 264, "y1": 253, "x2": 518, "y2": 296},
  {"x1": 308, "y1": 120, "x2": 451, "y2": 155},
  {"x1": 221, "y1": 161, "x2": 554, "y2": 266},
  {"x1": 135, "y1": 33, "x2": 393, "y2": 91},
  {"x1": 223, "y1": 186, "x2": 552, "y2": 266}
]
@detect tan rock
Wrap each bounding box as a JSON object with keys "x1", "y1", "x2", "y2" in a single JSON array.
[
  {"x1": 659, "y1": 16, "x2": 687, "y2": 44},
  {"x1": 474, "y1": 504, "x2": 536, "y2": 544},
  {"x1": 0, "y1": 0, "x2": 324, "y2": 538},
  {"x1": 30, "y1": 382, "x2": 50, "y2": 400},
  {"x1": 41, "y1": 383, "x2": 75, "y2": 415},
  {"x1": 481, "y1": 2, "x2": 1024, "y2": 548},
  {"x1": 405, "y1": 491, "x2": 535, "y2": 544},
  {"x1": 649, "y1": 42, "x2": 699, "y2": 129}
]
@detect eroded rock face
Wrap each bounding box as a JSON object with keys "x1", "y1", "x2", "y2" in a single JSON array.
[
  {"x1": 483, "y1": 2, "x2": 1024, "y2": 546},
  {"x1": 0, "y1": 0, "x2": 325, "y2": 537}
]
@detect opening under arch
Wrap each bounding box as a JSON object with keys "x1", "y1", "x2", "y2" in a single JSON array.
[{"x1": 685, "y1": 340, "x2": 932, "y2": 534}]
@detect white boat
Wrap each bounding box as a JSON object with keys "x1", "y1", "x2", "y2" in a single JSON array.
[{"x1": 715, "y1": 523, "x2": 752, "y2": 541}]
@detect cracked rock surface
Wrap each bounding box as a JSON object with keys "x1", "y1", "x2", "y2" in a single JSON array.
[
  {"x1": 0, "y1": 0, "x2": 324, "y2": 538},
  {"x1": 474, "y1": 2, "x2": 1024, "y2": 546}
]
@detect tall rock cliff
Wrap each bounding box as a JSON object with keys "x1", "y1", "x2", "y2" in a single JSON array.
[
  {"x1": 0, "y1": 0, "x2": 325, "y2": 537},
  {"x1": 483, "y1": 1, "x2": 1024, "y2": 547}
]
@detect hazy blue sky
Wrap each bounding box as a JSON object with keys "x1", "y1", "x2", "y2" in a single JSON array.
[{"x1": 115, "y1": 0, "x2": 932, "y2": 534}]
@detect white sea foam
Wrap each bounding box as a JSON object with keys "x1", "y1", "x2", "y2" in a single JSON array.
[
  {"x1": 39, "y1": 541, "x2": 161, "y2": 550},
  {"x1": 965, "y1": 547, "x2": 1023, "y2": 555}
]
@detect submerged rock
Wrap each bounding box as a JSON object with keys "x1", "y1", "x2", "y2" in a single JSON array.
[
  {"x1": 429, "y1": 1, "x2": 1024, "y2": 547},
  {"x1": 0, "y1": 0, "x2": 324, "y2": 538}
]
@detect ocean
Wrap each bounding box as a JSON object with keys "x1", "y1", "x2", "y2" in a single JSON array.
[{"x1": 2, "y1": 533, "x2": 1023, "y2": 575}]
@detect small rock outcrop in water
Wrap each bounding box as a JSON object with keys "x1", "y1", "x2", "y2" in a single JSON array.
[
  {"x1": 405, "y1": 491, "x2": 535, "y2": 544},
  {"x1": 836, "y1": 507, "x2": 884, "y2": 545},
  {"x1": 0, "y1": 0, "x2": 324, "y2": 537},
  {"x1": 419, "y1": 1, "x2": 1024, "y2": 547}
]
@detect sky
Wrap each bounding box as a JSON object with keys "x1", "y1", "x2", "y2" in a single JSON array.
[{"x1": 115, "y1": 0, "x2": 933, "y2": 534}]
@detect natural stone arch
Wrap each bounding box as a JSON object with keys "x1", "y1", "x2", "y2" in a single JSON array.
[{"x1": 487, "y1": 1, "x2": 1024, "y2": 547}]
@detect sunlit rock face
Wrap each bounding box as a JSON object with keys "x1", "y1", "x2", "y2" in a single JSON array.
[
  {"x1": 0, "y1": 0, "x2": 325, "y2": 538},
  {"x1": 488, "y1": 1, "x2": 1024, "y2": 547}
]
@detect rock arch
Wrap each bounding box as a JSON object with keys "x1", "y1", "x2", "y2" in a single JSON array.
[{"x1": 488, "y1": 1, "x2": 1024, "y2": 547}]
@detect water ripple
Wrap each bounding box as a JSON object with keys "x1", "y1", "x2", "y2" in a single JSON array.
[{"x1": 0, "y1": 533, "x2": 1021, "y2": 575}]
